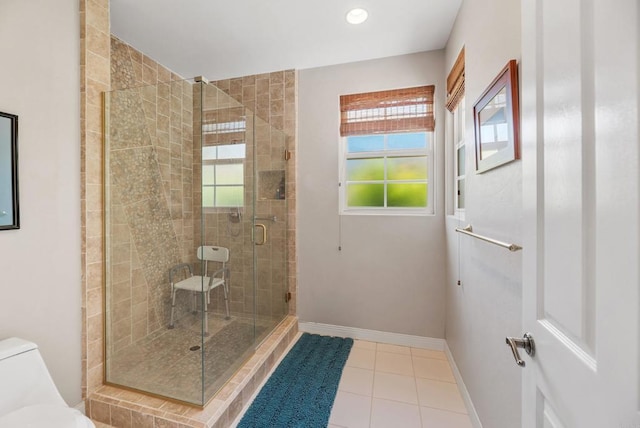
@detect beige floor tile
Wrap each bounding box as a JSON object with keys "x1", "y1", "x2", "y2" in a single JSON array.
[
  {"x1": 338, "y1": 366, "x2": 374, "y2": 396},
  {"x1": 329, "y1": 391, "x2": 372, "y2": 428},
  {"x1": 370, "y1": 398, "x2": 421, "y2": 428},
  {"x1": 421, "y1": 406, "x2": 473, "y2": 428},
  {"x1": 346, "y1": 347, "x2": 376, "y2": 370},
  {"x1": 353, "y1": 340, "x2": 377, "y2": 350},
  {"x1": 416, "y1": 378, "x2": 467, "y2": 414},
  {"x1": 376, "y1": 343, "x2": 411, "y2": 355},
  {"x1": 410, "y1": 347, "x2": 447, "y2": 360},
  {"x1": 412, "y1": 356, "x2": 455, "y2": 383},
  {"x1": 372, "y1": 372, "x2": 418, "y2": 405},
  {"x1": 375, "y1": 351, "x2": 414, "y2": 376}
]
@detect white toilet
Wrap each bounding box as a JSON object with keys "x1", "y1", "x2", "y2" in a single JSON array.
[{"x1": 0, "y1": 337, "x2": 95, "y2": 428}]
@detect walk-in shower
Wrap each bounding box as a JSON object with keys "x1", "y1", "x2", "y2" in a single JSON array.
[{"x1": 103, "y1": 77, "x2": 289, "y2": 406}]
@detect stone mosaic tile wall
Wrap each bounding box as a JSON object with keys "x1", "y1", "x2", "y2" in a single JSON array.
[{"x1": 107, "y1": 36, "x2": 194, "y2": 354}]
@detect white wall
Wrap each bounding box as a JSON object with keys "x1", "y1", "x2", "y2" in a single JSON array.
[
  {"x1": 0, "y1": 0, "x2": 82, "y2": 406},
  {"x1": 298, "y1": 52, "x2": 447, "y2": 338},
  {"x1": 443, "y1": 0, "x2": 522, "y2": 427}
]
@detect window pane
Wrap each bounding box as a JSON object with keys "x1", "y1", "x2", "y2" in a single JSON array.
[
  {"x1": 347, "y1": 135, "x2": 384, "y2": 153},
  {"x1": 216, "y1": 163, "x2": 244, "y2": 185},
  {"x1": 457, "y1": 146, "x2": 465, "y2": 176},
  {"x1": 202, "y1": 146, "x2": 217, "y2": 160},
  {"x1": 217, "y1": 143, "x2": 246, "y2": 159},
  {"x1": 347, "y1": 183, "x2": 384, "y2": 207},
  {"x1": 346, "y1": 158, "x2": 384, "y2": 181},
  {"x1": 202, "y1": 165, "x2": 215, "y2": 185},
  {"x1": 387, "y1": 183, "x2": 427, "y2": 207},
  {"x1": 215, "y1": 186, "x2": 243, "y2": 207},
  {"x1": 387, "y1": 156, "x2": 427, "y2": 180},
  {"x1": 457, "y1": 178, "x2": 465, "y2": 209},
  {"x1": 203, "y1": 187, "x2": 215, "y2": 207},
  {"x1": 387, "y1": 132, "x2": 427, "y2": 150}
]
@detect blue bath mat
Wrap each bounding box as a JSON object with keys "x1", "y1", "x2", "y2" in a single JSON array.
[{"x1": 237, "y1": 333, "x2": 353, "y2": 428}]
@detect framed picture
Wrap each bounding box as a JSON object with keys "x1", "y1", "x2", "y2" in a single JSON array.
[
  {"x1": 0, "y1": 111, "x2": 19, "y2": 230},
  {"x1": 473, "y1": 59, "x2": 520, "y2": 173}
]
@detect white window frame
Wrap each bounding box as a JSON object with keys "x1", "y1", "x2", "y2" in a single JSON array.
[
  {"x1": 453, "y1": 97, "x2": 466, "y2": 215},
  {"x1": 202, "y1": 143, "x2": 245, "y2": 211},
  {"x1": 339, "y1": 132, "x2": 435, "y2": 216}
]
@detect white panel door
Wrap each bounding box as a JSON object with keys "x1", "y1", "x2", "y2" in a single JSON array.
[{"x1": 521, "y1": 1, "x2": 639, "y2": 427}]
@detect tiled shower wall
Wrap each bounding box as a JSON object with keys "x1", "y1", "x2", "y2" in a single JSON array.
[
  {"x1": 80, "y1": 0, "x2": 110, "y2": 398},
  {"x1": 106, "y1": 37, "x2": 195, "y2": 354},
  {"x1": 105, "y1": 55, "x2": 298, "y2": 353}
]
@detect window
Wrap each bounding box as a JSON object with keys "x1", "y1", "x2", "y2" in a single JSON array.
[
  {"x1": 339, "y1": 86, "x2": 435, "y2": 215},
  {"x1": 446, "y1": 47, "x2": 465, "y2": 214},
  {"x1": 202, "y1": 143, "x2": 245, "y2": 208},
  {"x1": 341, "y1": 133, "x2": 432, "y2": 211}
]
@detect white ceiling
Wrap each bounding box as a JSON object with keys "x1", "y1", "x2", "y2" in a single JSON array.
[{"x1": 110, "y1": 0, "x2": 462, "y2": 81}]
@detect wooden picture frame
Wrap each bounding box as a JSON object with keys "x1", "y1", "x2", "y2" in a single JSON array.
[
  {"x1": 0, "y1": 111, "x2": 19, "y2": 230},
  {"x1": 473, "y1": 59, "x2": 520, "y2": 173}
]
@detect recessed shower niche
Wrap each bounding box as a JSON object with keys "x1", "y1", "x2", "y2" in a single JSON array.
[
  {"x1": 258, "y1": 170, "x2": 286, "y2": 200},
  {"x1": 103, "y1": 75, "x2": 289, "y2": 406}
]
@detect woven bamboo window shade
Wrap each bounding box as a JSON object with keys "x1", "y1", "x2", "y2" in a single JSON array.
[
  {"x1": 340, "y1": 85, "x2": 435, "y2": 136},
  {"x1": 446, "y1": 47, "x2": 465, "y2": 112}
]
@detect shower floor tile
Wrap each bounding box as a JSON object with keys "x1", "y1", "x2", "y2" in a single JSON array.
[
  {"x1": 89, "y1": 315, "x2": 298, "y2": 428},
  {"x1": 107, "y1": 313, "x2": 275, "y2": 404}
]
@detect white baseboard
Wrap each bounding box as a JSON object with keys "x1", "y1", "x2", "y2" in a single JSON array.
[
  {"x1": 444, "y1": 342, "x2": 483, "y2": 428},
  {"x1": 298, "y1": 321, "x2": 445, "y2": 350}
]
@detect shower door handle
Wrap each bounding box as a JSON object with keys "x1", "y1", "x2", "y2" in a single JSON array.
[{"x1": 255, "y1": 223, "x2": 267, "y2": 245}]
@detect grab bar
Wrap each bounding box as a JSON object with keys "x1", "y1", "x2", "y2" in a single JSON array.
[
  {"x1": 255, "y1": 216, "x2": 277, "y2": 222},
  {"x1": 455, "y1": 224, "x2": 522, "y2": 252}
]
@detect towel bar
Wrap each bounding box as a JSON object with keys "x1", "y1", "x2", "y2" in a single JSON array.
[{"x1": 455, "y1": 224, "x2": 522, "y2": 252}]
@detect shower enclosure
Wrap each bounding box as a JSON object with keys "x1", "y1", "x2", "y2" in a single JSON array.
[{"x1": 103, "y1": 78, "x2": 289, "y2": 405}]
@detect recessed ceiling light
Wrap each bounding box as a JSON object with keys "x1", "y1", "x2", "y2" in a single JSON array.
[{"x1": 346, "y1": 8, "x2": 368, "y2": 25}]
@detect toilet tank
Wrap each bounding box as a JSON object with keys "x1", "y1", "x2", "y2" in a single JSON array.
[{"x1": 0, "y1": 337, "x2": 66, "y2": 417}]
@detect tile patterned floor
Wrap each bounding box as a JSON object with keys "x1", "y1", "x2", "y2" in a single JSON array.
[
  {"x1": 94, "y1": 336, "x2": 473, "y2": 428},
  {"x1": 328, "y1": 340, "x2": 473, "y2": 428}
]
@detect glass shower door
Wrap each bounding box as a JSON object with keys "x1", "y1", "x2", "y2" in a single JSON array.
[
  {"x1": 198, "y1": 81, "x2": 258, "y2": 400},
  {"x1": 253, "y1": 120, "x2": 289, "y2": 339},
  {"x1": 104, "y1": 78, "x2": 209, "y2": 405}
]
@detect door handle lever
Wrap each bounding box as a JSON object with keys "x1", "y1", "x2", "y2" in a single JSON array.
[{"x1": 505, "y1": 333, "x2": 535, "y2": 367}]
